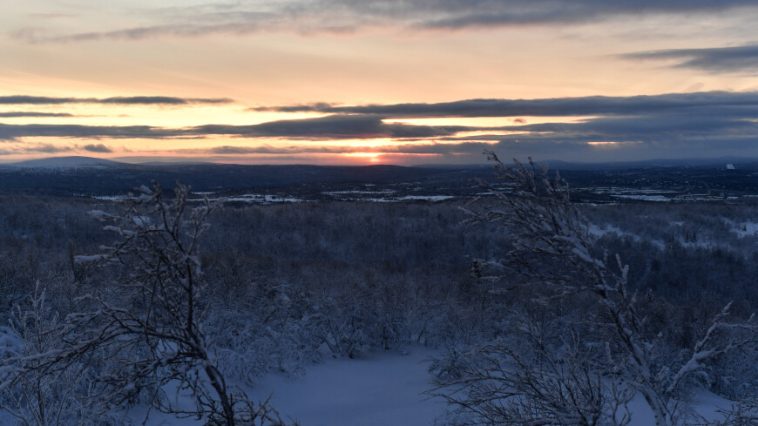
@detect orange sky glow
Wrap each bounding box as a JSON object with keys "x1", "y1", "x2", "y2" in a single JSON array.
[{"x1": 3, "y1": 1, "x2": 758, "y2": 164}]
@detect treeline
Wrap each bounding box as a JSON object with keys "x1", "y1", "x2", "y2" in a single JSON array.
[{"x1": 2, "y1": 195, "x2": 757, "y2": 312}]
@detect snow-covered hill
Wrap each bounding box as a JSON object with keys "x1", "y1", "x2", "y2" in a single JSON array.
[{"x1": 9, "y1": 156, "x2": 125, "y2": 169}]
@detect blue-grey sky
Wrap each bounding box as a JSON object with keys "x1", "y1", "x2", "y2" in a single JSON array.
[{"x1": 2, "y1": 0, "x2": 758, "y2": 164}]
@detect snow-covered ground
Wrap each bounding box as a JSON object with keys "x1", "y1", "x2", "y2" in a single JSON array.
[
  {"x1": 727, "y1": 220, "x2": 758, "y2": 238},
  {"x1": 323, "y1": 191, "x2": 455, "y2": 203},
  {"x1": 249, "y1": 349, "x2": 446, "y2": 426},
  {"x1": 323, "y1": 190, "x2": 397, "y2": 196},
  {"x1": 4, "y1": 345, "x2": 736, "y2": 425},
  {"x1": 588, "y1": 224, "x2": 666, "y2": 249},
  {"x1": 91, "y1": 192, "x2": 456, "y2": 204},
  {"x1": 624, "y1": 391, "x2": 731, "y2": 426},
  {"x1": 612, "y1": 194, "x2": 672, "y2": 202},
  {"x1": 208, "y1": 194, "x2": 304, "y2": 204},
  {"x1": 117, "y1": 349, "x2": 446, "y2": 426}
]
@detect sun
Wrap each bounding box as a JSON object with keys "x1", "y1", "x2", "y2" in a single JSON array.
[{"x1": 343, "y1": 152, "x2": 383, "y2": 163}]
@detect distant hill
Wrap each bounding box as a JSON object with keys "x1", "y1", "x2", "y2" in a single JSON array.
[
  {"x1": 9, "y1": 156, "x2": 126, "y2": 169},
  {"x1": 3, "y1": 156, "x2": 758, "y2": 198},
  {"x1": 0, "y1": 157, "x2": 475, "y2": 196}
]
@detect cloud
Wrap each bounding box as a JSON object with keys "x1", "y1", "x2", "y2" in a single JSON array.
[
  {"x1": 206, "y1": 142, "x2": 493, "y2": 155},
  {"x1": 409, "y1": 0, "x2": 758, "y2": 29},
  {"x1": 0, "y1": 144, "x2": 75, "y2": 155},
  {"x1": 0, "y1": 112, "x2": 75, "y2": 118},
  {"x1": 26, "y1": 144, "x2": 73, "y2": 153},
  {"x1": 254, "y1": 102, "x2": 336, "y2": 113},
  {"x1": 253, "y1": 91, "x2": 758, "y2": 117},
  {"x1": 209, "y1": 145, "x2": 358, "y2": 155},
  {"x1": 260, "y1": 94, "x2": 758, "y2": 161},
  {"x1": 0, "y1": 124, "x2": 179, "y2": 140},
  {"x1": 467, "y1": 110, "x2": 758, "y2": 161},
  {"x1": 5, "y1": 91, "x2": 758, "y2": 162},
  {"x1": 100, "y1": 96, "x2": 232, "y2": 105},
  {"x1": 0, "y1": 115, "x2": 474, "y2": 141},
  {"x1": 17, "y1": 0, "x2": 758, "y2": 42},
  {"x1": 0, "y1": 96, "x2": 85, "y2": 105},
  {"x1": 0, "y1": 95, "x2": 233, "y2": 105},
  {"x1": 499, "y1": 112, "x2": 757, "y2": 137},
  {"x1": 623, "y1": 44, "x2": 758, "y2": 74},
  {"x1": 207, "y1": 108, "x2": 758, "y2": 160},
  {"x1": 81, "y1": 143, "x2": 113, "y2": 153},
  {"x1": 193, "y1": 115, "x2": 471, "y2": 139},
  {"x1": 0, "y1": 143, "x2": 116, "y2": 156}
]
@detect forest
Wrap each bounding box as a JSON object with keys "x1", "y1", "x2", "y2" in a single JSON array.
[{"x1": 0, "y1": 158, "x2": 757, "y2": 425}]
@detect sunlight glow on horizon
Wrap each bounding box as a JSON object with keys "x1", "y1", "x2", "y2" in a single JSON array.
[{"x1": 4, "y1": 1, "x2": 758, "y2": 163}]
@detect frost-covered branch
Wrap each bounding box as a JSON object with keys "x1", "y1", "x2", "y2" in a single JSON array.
[
  {"x1": 1, "y1": 184, "x2": 285, "y2": 426},
  {"x1": 452, "y1": 153, "x2": 757, "y2": 426}
]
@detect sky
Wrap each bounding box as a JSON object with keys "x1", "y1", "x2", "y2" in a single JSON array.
[{"x1": 2, "y1": 0, "x2": 758, "y2": 165}]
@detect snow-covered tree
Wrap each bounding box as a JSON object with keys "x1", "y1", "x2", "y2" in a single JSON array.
[
  {"x1": 442, "y1": 153, "x2": 757, "y2": 426},
  {"x1": 0, "y1": 283, "x2": 106, "y2": 425},
  {"x1": 433, "y1": 315, "x2": 633, "y2": 426},
  {"x1": 2, "y1": 184, "x2": 284, "y2": 425}
]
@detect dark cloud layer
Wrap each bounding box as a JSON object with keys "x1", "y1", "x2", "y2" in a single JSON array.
[
  {"x1": 81, "y1": 143, "x2": 113, "y2": 153},
  {"x1": 396, "y1": 0, "x2": 758, "y2": 28},
  {"x1": 5, "y1": 91, "x2": 758, "y2": 162},
  {"x1": 209, "y1": 145, "x2": 357, "y2": 155},
  {"x1": 0, "y1": 143, "x2": 113, "y2": 156},
  {"x1": 625, "y1": 44, "x2": 758, "y2": 73},
  {"x1": 0, "y1": 124, "x2": 178, "y2": 140},
  {"x1": 254, "y1": 91, "x2": 758, "y2": 117},
  {"x1": 19, "y1": 0, "x2": 758, "y2": 42},
  {"x1": 0, "y1": 144, "x2": 75, "y2": 155},
  {"x1": 204, "y1": 142, "x2": 492, "y2": 156},
  {"x1": 247, "y1": 91, "x2": 758, "y2": 161},
  {"x1": 195, "y1": 115, "x2": 469, "y2": 139},
  {"x1": 0, "y1": 114, "x2": 471, "y2": 141},
  {"x1": 0, "y1": 95, "x2": 232, "y2": 105}
]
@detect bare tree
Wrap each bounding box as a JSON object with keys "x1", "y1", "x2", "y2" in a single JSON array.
[
  {"x1": 0, "y1": 283, "x2": 106, "y2": 426},
  {"x1": 713, "y1": 397, "x2": 758, "y2": 425},
  {"x1": 443, "y1": 153, "x2": 757, "y2": 426},
  {"x1": 433, "y1": 316, "x2": 633, "y2": 426},
  {"x1": 2, "y1": 184, "x2": 284, "y2": 425}
]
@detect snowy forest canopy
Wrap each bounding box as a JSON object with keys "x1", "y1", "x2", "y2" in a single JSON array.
[{"x1": 0, "y1": 160, "x2": 757, "y2": 425}]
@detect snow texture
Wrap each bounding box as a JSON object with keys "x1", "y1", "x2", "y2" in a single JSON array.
[
  {"x1": 121, "y1": 349, "x2": 446, "y2": 426},
  {"x1": 249, "y1": 349, "x2": 445, "y2": 426}
]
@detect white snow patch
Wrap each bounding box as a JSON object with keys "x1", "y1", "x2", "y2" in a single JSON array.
[
  {"x1": 330, "y1": 195, "x2": 455, "y2": 203},
  {"x1": 588, "y1": 224, "x2": 625, "y2": 238},
  {"x1": 249, "y1": 349, "x2": 445, "y2": 426},
  {"x1": 116, "y1": 349, "x2": 445, "y2": 426},
  {"x1": 729, "y1": 221, "x2": 758, "y2": 238},
  {"x1": 93, "y1": 195, "x2": 133, "y2": 201},
  {"x1": 212, "y1": 194, "x2": 304, "y2": 204},
  {"x1": 611, "y1": 194, "x2": 671, "y2": 202},
  {"x1": 323, "y1": 190, "x2": 396, "y2": 196},
  {"x1": 588, "y1": 187, "x2": 677, "y2": 195},
  {"x1": 625, "y1": 390, "x2": 732, "y2": 426},
  {"x1": 588, "y1": 225, "x2": 665, "y2": 250},
  {"x1": 73, "y1": 254, "x2": 107, "y2": 264},
  {"x1": 396, "y1": 195, "x2": 454, "y2": 202}
]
